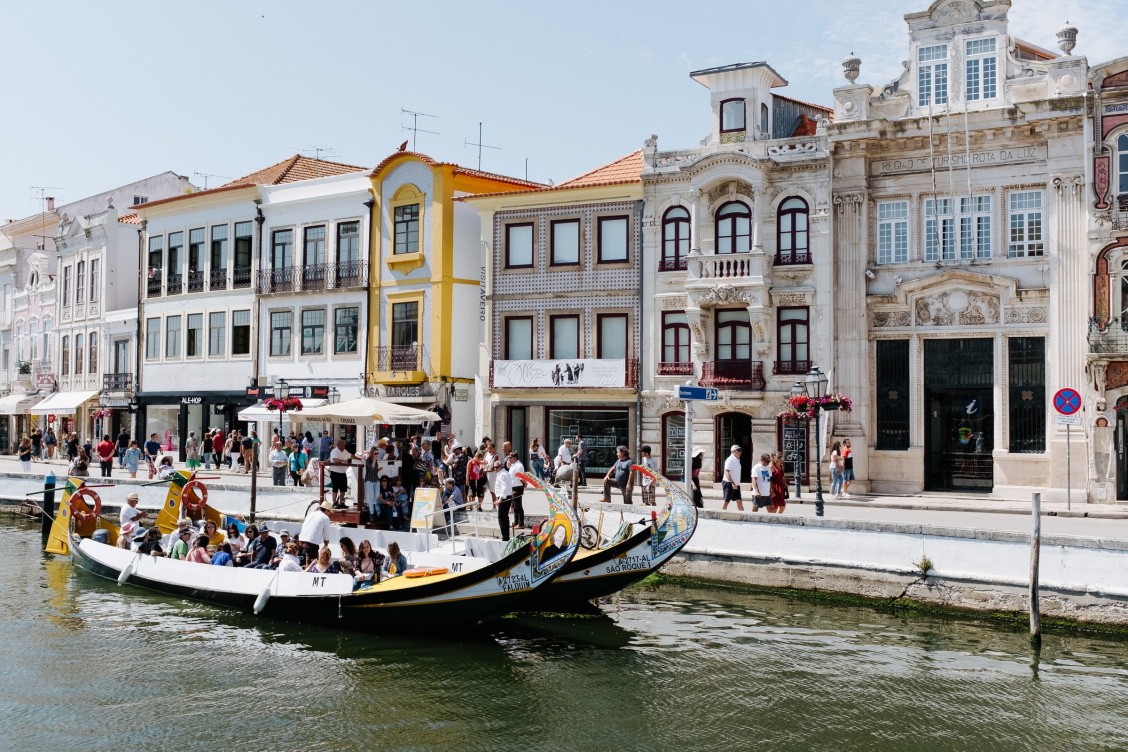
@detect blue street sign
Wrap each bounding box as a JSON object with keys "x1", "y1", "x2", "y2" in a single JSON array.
[
  {"x1": 677, "y1": 386, "x2": 719, "y2": 401},
  {"x1": 1053, "y1": 387, "x2": 1081, "y2": 416}
]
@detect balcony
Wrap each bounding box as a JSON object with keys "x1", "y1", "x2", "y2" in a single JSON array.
[
  {"x1": 699, "y1": 360, "x2": 765, "y2": 391},
  {"x1": 166, "y1": 272, "x2": 183, "y2": 295},
  {"x1": 657, "y1": 361, "x2": 693, "y2": 376},
  {"x1": 186, "y1": 270, "x2": 205, "y2": 293},
  {"x1": 658, "y1": 257, "x2": 688, "y2": 273},
  {"x1": 774, "y1": 251, "x2": 813, "y2": 266},
  {"x1": 334, "y1": 260, "x2": 368, "y2": 289},
  {"x1": 233, "y1": 266, "x2": 253, "y2": 289},
  {"x1": 1089, "y1": 317, "x2": 1128, "y2": 354},
  {"x1": 773, "y1": 359, "x2": 811, "y2": 376},
  {"x1": 259, "y1": 267, "x2": 294, "y2": 294},
  {"x1": 372, "y1": 345, "x2": 429, "y2": 383},
  {"x1": 102, "y1": 373, "x2": 133, "y2": 392},
  {"x1": 146, "y1": 276, "x2": 162, "y2": 297},
  {"x1": 210, "y1": 268, "x2": 229, "y2": 291},
  {"x1": 690, "y1": 252, "x2": 763, "y2": 281},
  {"x1": 257, "y1": 262, "x2": 369, "y2": 294}
]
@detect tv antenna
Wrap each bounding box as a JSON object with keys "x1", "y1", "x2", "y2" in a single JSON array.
[
  {"x1": 401, "y1": 108, "x2": 439, "y2": 151},
  {"x1": 30, "y1": 185, "x2": 63, "y2": 213},
  {"x1": 299, "y1": 146, "x2": 341, "y2": 161},
  {"x1": 193, "y1": 172, "x2": 232, "y2": 190},
  {"x1": 464, "y1": 122, "x2": 500, "y2": 171}
]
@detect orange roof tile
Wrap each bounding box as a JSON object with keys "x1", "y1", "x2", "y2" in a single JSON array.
[
  {"x1": 462, "y1": 150, "x2": 643, "y2": 201},
  {"x1": 370, "y1": 150, "x2": 542, "y2": 189}
]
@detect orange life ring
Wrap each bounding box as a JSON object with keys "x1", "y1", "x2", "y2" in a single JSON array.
[
  {"x1": 181, "y1": 479, "x2": 208, "y2": 513},
  {"x1": 404, "y1": 567, "x2": 449, "y2": 578},
  {"x1": 70, "y1": 488, "x2": 102, "y2": 523}
]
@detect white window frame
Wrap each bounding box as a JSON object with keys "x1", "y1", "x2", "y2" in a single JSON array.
[
  {"x1": 877, "y1": 201, "x2": 909, "y2": 264},
  {"x1": 1008, "y1": 191, "x2": 1044, "y2": 258},
  {"x1": 145, "y1": 317, "x2": 160, "y2": 361},
  {"x1": 965, "y1": 37, "x2": 997, "y2": 102},
  {"x1": 924, "y1": 195, "x2": 992, "y2": 261},
  {"x1": 918, "y1": 44, "x2": 949, "y2": 107}
]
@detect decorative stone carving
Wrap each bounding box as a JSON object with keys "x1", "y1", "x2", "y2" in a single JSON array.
[
  {"x1": 1107, "y1": 361, "x2": 1128, "y2": 391},
  {"x1": 1092, "y1": 361, "x2": 1108, "y2": 393},
  {"x1": 1057, "y1": 20, "x2": 1078, "y2": 55},
  {"x1": 696, "y1": 285, "x2": 752, "y2": 305},
  {"x1": 773, "y1": 292, "x2": 812, "y2": 306},
  {"x1": 833, "y1": 193, "x2": 864, "y2": 208},
  {"x1": 1004, "y1": 306, "x2": 1048, "y2": 324},
  {"x1": 767, "y1": 141, "x2": 820, "y2": 157},
  {"x1": 708, "y1": 181, "x2": 753, "y2": 205},
  {"x1": 915, "y1": 290, "x2": 1000, "y2": 326},
  {"x1": 873, "y1": 310, "x2": 911, "y2": 328},
  {"x1": 934, "y1": 0, "x2": 977, "y2": 25}
]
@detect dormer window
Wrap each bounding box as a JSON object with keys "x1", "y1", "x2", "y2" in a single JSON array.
[
  {"x1": 918, "y1": 44, "x2": 948, "y2": 106},
  {"x1": 965, "y1": 38, "x2": 997, "y2": 101},
  {"x1": 720, "y1": 98, "x2": 746, "y2": 132}
]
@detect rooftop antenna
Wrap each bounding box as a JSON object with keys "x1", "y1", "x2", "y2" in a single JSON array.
[
  {"x1": 401, "y1": 108, "x2": 439, "y2": 152},
  {"x1": 464, "y1": 122, "x2": 500, "y2": 171},
  {"x1": 300, "y1": 146, "x2": 341, "y2": 161},
  {"x1": 193, "y1": 172, "x2": 232, "y2": 190},
  {"x1": 30, "y1": 185, "x2": 63, "y2": 213}
]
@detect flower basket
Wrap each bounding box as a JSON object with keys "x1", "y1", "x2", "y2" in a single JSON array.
[
  {"x1": 777, "y1": 392, "x2": 853, "y2": 421},
  {"x1": 264, "y1": 396, "x2": 304, "y2": 412}
]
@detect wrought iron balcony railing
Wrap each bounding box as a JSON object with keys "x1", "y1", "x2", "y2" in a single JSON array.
[
  {"x1": 699, "y1": 360, "x2": 766, "y2": 391},
  {"x1": 257, "y1": 262, "x2": 369, "y2": 293},
  {"x1": 773, "y1": 359, "x2": 812, "y2": 375},
  {"x1": 232, "y1": 266, "x2": 253, "y2": 289},
  {"x1": 210, "y1": 268, "x2": 229, "y2": 291},
  {"x1": 102, "y1": 373, "x2": 133, "y2": 392},
  {"x1": 375, "y1": 345, "x2": 429, "y2": 374},
  {"x1": 657, "y1": 361, "x2": 693, "y2": 376}
]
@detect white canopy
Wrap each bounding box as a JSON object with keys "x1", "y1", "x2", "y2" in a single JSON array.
[
  {"x1": 296, "y1": 396, "x2": 439, "y2": 426},
  {"x1": 237, "y1": 398, "x2": 327, "y2": 422},
  {"x1": 29, "y1": 390, "x2": 99, "y2": 416},
  {"x1": 0, "y1": 392, "x2": 43, "y2": 415}
]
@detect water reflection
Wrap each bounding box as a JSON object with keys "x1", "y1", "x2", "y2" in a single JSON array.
[{"x1": 5, "y1": 521, "x2": 1128, "y2": 751}]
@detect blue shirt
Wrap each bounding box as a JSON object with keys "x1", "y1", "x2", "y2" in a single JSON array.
[{"x1": 210, "y1": 551, "x2": 233, "y2": 566}]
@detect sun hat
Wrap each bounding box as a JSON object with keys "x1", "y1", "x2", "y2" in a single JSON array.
[
  {"x1": 126, "y1": 492, "x2": 140, "y2": 502},
  {"x1": 319, "y1": 501, "x2": 335, "y2": 511},
  {"x1": 121, "y1": 522, "x2": 136, "y2": 535},
  {"x1": 731, "y1": 444, "x2": 742, "y2": 452}
]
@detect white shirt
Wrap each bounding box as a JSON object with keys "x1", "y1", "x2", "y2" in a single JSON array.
[
  {"x1": 120, "y1": 504, "x2": 143, "y2": 528},
  {"x1": 557, "y1": 444, "x2": 572, "y2": 464},
  {"x1": 753, "y1": 462, "x2": 773, "y2": 496},
  {"x1": 494, "y1": 467, "x2": 514, "y2": 499},
  {"x1": 640, "y1": 456, "x2": 657, "y2": 487},
  {"x1": 299, "y1": 508, "x2": 331, "y2": 546},
  {"x1": 269, "y1": 448, "x2": 288, "y2": 467},
  {"x1": 278, "y1": 553, "x2": 303, "y2": 572},
  {"x1": 329, "y1": 446, "x2": 352, "y2": 474},
  {"x1": 723, "y1": 454, "x2": 742, "y2": 484},
  {"x1": 509, "y1": 459, "x2": 525, "y2": 486}
]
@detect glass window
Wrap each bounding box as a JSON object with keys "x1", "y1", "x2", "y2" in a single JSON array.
[
  {"x1": 337, "y1": 221, "x2": 360, "y2": 265},
  {"x1": 550, "y1": 219, "x2": 580, "y2": 265},
  {"x1": 90, "y1": 258, "x2": 100, "y2": 301},
  {"x1": 62, "y1": 266, "x2": 72, "y2": 306},
  {"x1": 210, "y1": 225, "x2": 228, "y2": 270},
  {"x1": 548, "y1": 408, "x2": 630, "y2": 476},
  {"x1": 776, "y1": 307, "x2": 809, "y2": 374},
  {"x1": 777, "y1": 197, "x2": 809, "y2": 264},
  {"x1": 145, "y1": 318, "x2": 160, "y2": 360},
  {"x1": 391, "y1": 301, "x2": 419, "y2": 349},
  {"x1": 270, "y1": 311, "x2": 292, "y2": 357},
  {"x1": 147, "y1": 235, "x2": 163, "y2": 273},
  {"x1": 875, "y1": 340, "x2": 910, "y2": 450},
  {"x1": 165, "y1": 315, "x2": 181, "y2": 358},
  {"x1": 76, "y1": 261, "x2": 85, "y2": 304},
  {"x1": 1009, "y1": 337, "x2": 1045, "y2": 453},
  {"x1": 74, "y1": 332, "x2": 82, "y2": 374},
  {"x1": 88, "y1": 332, "x2": 97, "y2": 373},
  {"x1": 208, "y1": 311, "x2": 226, "y2": 357},
  {"x1": 61, "y1": 335, "x2": 69, "y2": 375},
  {"x1": 1118, "y1": 133, "x2": 1128, "y2": 199},
  {"x1": 597, "y1": 216, "x2": 629, "y2": 263},
  {"x1": 715, "y1": 201, "x2": 751, "y2": 254},
  {"x1": 505, "y1": 317, "x2": 533, "y2": 360},
  {"x1": 506, "y1": 223, "x2": 534, "y2": 268},
  {"x1": 597, "y1": 314, "x2": 627, "y2": 359},
  {"x1": 760, "y1": 102, "x2": 770, "y2": 135},
  {"x1": 334, "y1": 307, "x2": 358, "y2": 354},
  {"x1": 1008, "y1": 191, "x2": 1044, "y2": 257},
  {"x1": 720, "y1": 98, "x2": 746, "y2": 132},
  {"x1": 272, "y1": 229, "x2": 293, "y2": 268},
  {"x1": 661, "y1": 207, "x2": 690, "y2": 271},
  {"x1": 966, "y1": 38, "x2": 997, "y2": 101},
  {"x1": 232, "y1": 309, "x2": 251, "y2": 356},
  {"x1": 41, "y1": 319, "x2": 51, "y2": 365},
  {"x1": 918, "y1": 44, "x2": 948, "y2": 106},
  {"x1": 188, "y1": 227, "x2": 204, "y2": 279},
  {"x1": 550, "y1": 315, "x2": 579, "y2": 359},
  {"x1": 924, "y1": 195, "x2": 992, "y2": 261},
  {"x1": 167, "y1": 231, "x2": 184, "y2": 292},
  {"x1": 186, "y1": 313, "x2": 203, "y2": 357},
  {"x1": 715, "y1": 309, "x2": 750, "y2": 360},
  {"x1": 234, "y1": 221, "x2": 253, "y2": 270},
  {"x1": 304, "y1": 225, "x2": 325, "y2": 267},
  {"x1": 662, "y1": 312, "x2": 689, "y2": 364},
  {"x1": 393, "y1": 204, "x2": 420, "y2": 254},
  {"x1": 301, "y1": 309, "x2": 325, "y2": 355},
  {"x1": 924, "y1": 198, "x2": 955, "y2": 261},
  {"x1": 877, "y1": 201, "x2": 909, "y2": 264}
]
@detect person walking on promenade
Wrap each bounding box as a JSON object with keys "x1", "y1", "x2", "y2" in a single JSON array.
[
  {"x1": 769, "y1": 453, "x2": 788, "y2": 514},
  {"x1": 574, "y1": 434, "x2": 587, "y2": 486},
  {"x1": 269, "y1": 440, "x2": 288, "y2": 486},
  {"x1": 829, "y1": 441, "x2": 844, "y2": 499},
  {"x1": 752, "y1": 453, "x2": 773, "y2": 512},
  {"x1": 507, "y1": 448, "x2": 526, "y2": 529},
  {"x1": 212, "y1": 428, "x2": 226, "y2": 470},
  {"x1": 555, "y1": 438, "x2": 574, "y2": 487},
  {"x1": 66, "y1": 432, "x2": 79, "y2": 463},
  {"x1": 144, "y1": 432, "x2": 161, "y2": 479},
  {"x1": 45, "y1": 427, "x2": 58, "y2": 460},
  {"x1": 690, "y1": 447, "x2": 705, "y2": 508},
  {"x1": 840, "y1": 439, "x2": 855, "y2": 498},
  {"x1": 116, "y1": 428, "x2": 130, "y2": 468},
  {"x1": 721, "y1": 444, "x2": 745, "y2": 512},
  {"x1": 17, "y1": 436, "x2": 33, "y2": 473},
  {"x1": 600, "y1": 446, "x2": 634, "y2": 505},
  {"x1": 31, "y1": 429, "x2": 43, "y2": 462},
  {"x1": 124, "y1": 440, "x2": 142, "y2": 478},
  {"x1": 185, "y1": 432, "x2": 200, "y2": 471},
  {"x1": 95, "y1": 434, "x2": 116, "y2": 477},
  {"x1": 639, "y1": 445, "x2": 658, "y2": 506}
]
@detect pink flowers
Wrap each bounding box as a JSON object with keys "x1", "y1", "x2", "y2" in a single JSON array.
[
  {"x1": 778, "y1": 392, "x2": 853, "y2": 420},
  {"x1": 264, "y1": 397, "x2": 304, "y2": 412}
]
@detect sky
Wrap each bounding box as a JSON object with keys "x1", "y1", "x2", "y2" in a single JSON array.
[{"x1": 2, "y1": 0, "x2": 1127, "y2": 219}]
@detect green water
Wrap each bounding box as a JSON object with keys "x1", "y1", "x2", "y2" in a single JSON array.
[{"x1": 3, "y1": 521, "x2": 1128, "y2": 752}]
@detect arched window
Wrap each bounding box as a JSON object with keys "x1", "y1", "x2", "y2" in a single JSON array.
[
  {"x1": 88, "y1": 332, "x2": 98, "y2": 373},
  {"x1": 715, "y1": 201, "x2": 751, "y2": 254},
  {"x1": 61, "y1": 336, "x2": 69, "y2": 376},
  {"x1": 661, "y1": 207, "x2": 690, "y2": 271},
  {"x1": 1118, "y1": 133, "x2": 1128, "y2": 208},
  {"x1": 74, "y1": 333, "x2": 84, "y2": 375},
  {"x1": 776, "y1": 197, "x2": 810, "y2": 264}
]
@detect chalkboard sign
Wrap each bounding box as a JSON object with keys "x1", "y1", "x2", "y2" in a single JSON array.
[{"x1": 782, "y1": 419, "x2": 807, "y2": 482}]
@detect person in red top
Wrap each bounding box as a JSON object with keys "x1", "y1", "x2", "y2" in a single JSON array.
[
  {"x1": 212, "y1": 429, "x2": 225, "y2": 467},
  {"x1": 95, "y1": 434, "x2": 117, "y2": 478}
]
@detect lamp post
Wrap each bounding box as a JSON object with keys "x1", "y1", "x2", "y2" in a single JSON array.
[
  {"x1": 790, "y1": 381, "x2": 805, "y2": 501},
  {"x1": 805, "y1": 366, "x2": 829, "y2": 517},
  {"x1": 276, "y1": 378, "x2": 290, "y2": 440}
]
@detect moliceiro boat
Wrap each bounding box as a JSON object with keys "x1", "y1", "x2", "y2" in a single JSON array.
[{"x1": 47, "y1": 472, "x2": 582, "y2": 631}]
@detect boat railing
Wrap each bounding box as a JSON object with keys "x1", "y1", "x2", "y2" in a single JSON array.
[{"x1": 430, "y1": 497, "x2": 481, "y2": 554}]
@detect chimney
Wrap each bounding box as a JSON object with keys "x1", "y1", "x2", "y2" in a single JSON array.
[{"x1": 46, "y1": 197, "x2": 55, "y2": 211}]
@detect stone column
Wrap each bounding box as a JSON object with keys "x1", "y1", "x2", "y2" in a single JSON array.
[
  {"x1": 832, "y1": 192, "x2": 868, "y2": 483},
  {"x1": 751, "y1": 188, "x2": 764, "y2": 253}
]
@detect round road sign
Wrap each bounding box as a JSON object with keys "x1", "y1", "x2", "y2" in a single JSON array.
[{"x1": 1053, "y1": 388, "x2": 1081, "y2": 416}]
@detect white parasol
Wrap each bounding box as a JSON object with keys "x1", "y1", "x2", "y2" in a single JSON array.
[{"x1": 295, "y1": 396, "x2": 440, "y2": 426}]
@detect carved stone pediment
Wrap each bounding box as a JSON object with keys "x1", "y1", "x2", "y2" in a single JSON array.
[
  {"x1": 895, "y1": 269, "x2": 1014, "y2": 329},
  {"x1": 694, "y1": 285, "x2": 753, "y2": 306},
  {"x1": 915, "y1": 290, "x2": 999, "y2": 326}
]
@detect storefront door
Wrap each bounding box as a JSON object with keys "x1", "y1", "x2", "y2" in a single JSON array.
[
  {"x1": 1117, "y1": 408, "x2": 1128, "y2": 502},
  {"x1": 715, "y1": 412, "x2": 752, "y2": 482},
  {"x1": 924, "y1": 338, "x2": 994, "y2": 492}
]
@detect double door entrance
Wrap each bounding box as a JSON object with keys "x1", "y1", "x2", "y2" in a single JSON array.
[{"x1": 924, "y1": 339, "x2": 994, "y2": 492}]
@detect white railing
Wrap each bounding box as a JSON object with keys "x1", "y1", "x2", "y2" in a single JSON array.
[{"x1": 689, "y1": 253, "x2": 762, "y2": 281}]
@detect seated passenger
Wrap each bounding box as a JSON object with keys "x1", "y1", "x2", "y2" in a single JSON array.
[
  {"x1": 137, "y1": 528, "x2": 164, "y2": 556},
  {"x1": 382, "y1": 541, "x2": 408, "y2": 577},
  {"x1": 305, "y1": 546, "x2": 340, "y2": 574},
  {"x1": 210, "y1": 542, "x2": 234, "y2": 566},
  {"x1": 117, "y1": 522, "x2": 137, "y2": 549},
  {"x1": 202, "y1": 520, "x2": 225, "y2": 546},
  {"x1": 277, "y1": 542, "x2": 303, "y2": 572},
  {"x1": 186, "y1": 535, "x2": 211, "y2": 564},
  {"x1": 233, "y1": 525, "x2": 258, "y2": 566},
  {"x1": 244, "y1": 527, "x2": 277, "y2": 569},
  {"x1": 225, "y1": 523, "x2": 246, "y2": 555},
  {"x1": 337, "y1": 536, "x2": 360, "y2": 576},
  {"x1": 355, "y1": 539, "x2": 384, "y2": 587},
  {"x1": 168, "y1": 527, "x2": 192, "y2": 560},
  {"x1": 157, "y1": 455, "x2": 176, "y2": 480}
]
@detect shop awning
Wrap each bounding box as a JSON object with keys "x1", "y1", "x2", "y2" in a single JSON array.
[
  {"x1": 29, "y1": 390, "x2": 100, "y2": 416},
  {"x1": 237, "y1": 398, "x2": 327, "y2": 422},
  {"x1": 0, "y1": 392, "x2": 44, "y2": 415}
]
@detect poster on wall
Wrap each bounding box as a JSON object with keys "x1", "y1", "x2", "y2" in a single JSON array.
[{"x1": 492, "y1": 359, "x2": 627, "y2": 389}]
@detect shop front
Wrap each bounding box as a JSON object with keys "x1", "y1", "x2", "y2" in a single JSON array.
[
  {"x1": 0, "y1": 392, "x2": 44, "y2": 452},
  {"x1": 137, "y1": 391, "x2": 257, "y2": 461},
  {"x1": 30, "y1": 390, "x2": 100, "y2": 443},
  {"x1": 493, "y1": 401, "x2": 636, "y2": 479}
]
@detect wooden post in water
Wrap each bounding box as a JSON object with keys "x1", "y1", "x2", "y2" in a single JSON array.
[
  {"x1": 1029, "y1": 492, "x2": 1041, "y2": 642},
  {"x1": 40, "y1": 472, "x2": 57, "y2": 542}
]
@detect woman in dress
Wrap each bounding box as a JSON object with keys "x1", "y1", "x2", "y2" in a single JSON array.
[
  {"x1": 17, "y1": 436, "x2": 33, "y2": 473},
  {"x1": 466, "y1": 450, "x2": 484, "y2": 511},
  {"x1": 124, "y1": 440, "x2": 143, "y2": 478},
  {"x1": 769, "y1": 453, "x2": 788, "y2": 514},
  {"x1": 185, "y1": 432, "x2": 200, "y2": 471},
  {"x1": 840, "y1": 439, "x2": 855, "y2": 498}
]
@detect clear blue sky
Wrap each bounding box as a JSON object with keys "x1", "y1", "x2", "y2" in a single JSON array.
[{"x1": 2, "y1": 0, "x2": 1123, "y2": 217}]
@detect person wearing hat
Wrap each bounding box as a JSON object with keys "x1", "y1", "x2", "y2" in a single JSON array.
[
  {"x1": 119, "y1": 491, "x2": 147, "y2": 532},
  {"x1": 117, "y1": 521, "x2": 137, "y2": 550},
  {"x1": 168, "y1": 526, "x2": 193, "y2": 560},
  {"x1": 328, "y1": 439, "x2": 362, "y2": 508},
  {"x1": 163, "y1": 518, "x2": 194, "y2": 552},
  {"x1": 298, "y1": 501, "x2": 333, "y2": 564},
  {"x1": 722, "y1": 444, "x2": 745, "y2": 512},
  {"x1": 690, "y1": 447, "x2": 705, "y2": 508},
  {"x1": 245, "y1": 526, "x2": 277, "y2": 569},
  {"x1": 441, "y1": 476, "x2": 464, "y2": 533}
]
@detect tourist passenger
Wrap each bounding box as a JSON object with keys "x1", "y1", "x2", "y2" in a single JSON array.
[
  {"x1": 124, "y1": 441, "x2": 142, "y2": 478},
  {"x1": 769, "y1": 453, "x2": 788, "y2": 514},
  {"x1": 138, "y1": 528, "x2": 164, "y2": 556},
  {"x1": 202, "y1": 519, "x2": 224, "y2": 546},
  {"x1": 752, "y1": 453, "x2": 773, "y2": 513},
  {"x1": 442, "y1": 477, "x2": 464, "y2": 532},
  {"x1": 382, "y1": 541, "x2": 407, "y2": 577},
  {"x1": 639, "y1": 445, "x2": 658, "y2": 506},
  {"x1": 600, "y1": 446, "x2": 634, "y2": 505},
  {"x1": 328, "y1": 439, "x2": 360, "y2": 507},
  {"x1": 245, "y1": 527, "x2": 277, "y2": 569},
  {"x1": 210, "y1": 542, "x2": 234, "y2": 566},
  {"x1": 298, "y1": 501, "x2": 333, "y2": 563},
  {"x1": 355, "y1": 539, "x2": 384, "y2": 587},
  {"x1": 117, "y1": 522, "x2": 137, "y2": 549},
  {"x1": 721, "y1": 445, "x2": 745, "y2": 512},
  {"x1": 120, "y1": 491, "x2": 147, "y2": 531},
  {"x1": 508, "y1": 449, "x2": 526, "y2": 529},
  {"x1": 187, "y1": 535, "x2": 211, "y2": 564},
  {"x1": 337, "y1": 536, "x2": 360, "y2": 576},
  {"x1": 494, "y1": 455, "x2": 516, "y2": 541},
  {"x1": 225, "y1": 524, "x2": 246, "y2": 555},
  {"x1": 169, "y1": 528, "x2": 192, "y2": 560},
  {"x1": 277, "y1": 542, "x2": 303, "y2": 572},
  {"x1": 306, "y1": 546, "x2": 339, "y2": 574}
]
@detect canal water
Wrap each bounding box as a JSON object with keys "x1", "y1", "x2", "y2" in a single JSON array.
[{"x1": 4, "y1": 520, "x2": 1128, "y2": 752}]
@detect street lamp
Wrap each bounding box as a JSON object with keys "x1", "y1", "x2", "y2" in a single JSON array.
[
  {"x1": 804, "y1": 366, "x2": 829, "y2": 517},
  {"x1": 276, "y1": 378, "x2": 290, "y2": 440}
]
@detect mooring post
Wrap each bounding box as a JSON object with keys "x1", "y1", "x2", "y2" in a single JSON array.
[
  {"x1": 41, "y1": 472, "x2": 57, "y2": 542},
  {"x1": 1030, "y1": 491, "x2": 1041, "y2": 643}
]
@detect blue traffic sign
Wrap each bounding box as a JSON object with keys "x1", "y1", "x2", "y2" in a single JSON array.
[
  {"x1": 1053, "y1": 387, "x2": 1081, "y2": 416},
  {"x1": 677, "y1": 386, "x2": 719, "y2": 401}
]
